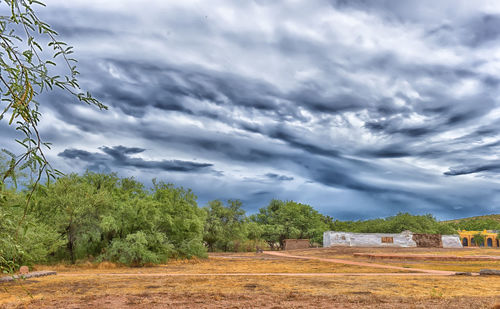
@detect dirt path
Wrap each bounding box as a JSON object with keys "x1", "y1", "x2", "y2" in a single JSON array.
[
  {"x1": 263, "y1": 251, "x2": 458, "y2": 275},
  {"x1": 353, "y1": 253, "x2": 500, "y2": 261},
  {"x1": 55, "y1": 272, "x2": 458, "y2": 277}
]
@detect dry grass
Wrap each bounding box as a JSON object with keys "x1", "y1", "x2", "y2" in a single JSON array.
[
  {"x1": 291, "y1": 246, "x2": 500, "y2": 258},
  {"x1": 364, "y1": 259, "x2": 500, "y2": 272},
  {"x1": 288, "y1": 247, "x2": 500, "y2": 272},
  {"x1": 33, "y1": 254, "x2": 404, "y2": 274},
  {"x1": 1, "y1": 248, "x2": 500, "y2": 308},
  {"x1": 2, "y1": 272, "x2": 499, "y2": 308}
]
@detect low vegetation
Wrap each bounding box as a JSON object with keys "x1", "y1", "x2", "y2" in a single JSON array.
[
  {"x1": 1, "y1": 166, "x2": 499, "y2": 271},
  {"x1": 328, "y1": 212, "x2": 458, "y2": 235},
  {"x1": 2, "y1": 248, "x2": 500, "y2": 308}
]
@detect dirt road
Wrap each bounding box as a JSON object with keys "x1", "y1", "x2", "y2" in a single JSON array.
[{"x1": 263, "y1": 251, "x2": 459, "y2": 275}]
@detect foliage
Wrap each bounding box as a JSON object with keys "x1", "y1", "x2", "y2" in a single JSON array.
[
  {"x1": 203, "y1": 199, "x2": 248, "y2": 252},
  {"x1": 31, "y1": 173, "x2": 113, "y2": 263},
  {"x1": 104, "y1": 231, "x2": 173, "y2": 266},
  {"x1": 250, "y1": 199, "x2": 328, "y2": 249},
  {"x1": 0, "y1": 0, "x2": 105, "y2": 275},
  {"x1": 152, "y1": 180, "x2": 207, "y2": 258},
  {"x1": 448, "y1": 218, "x2": 500, "y2": 231},
  {"x1": 0, "y1": 188, "x2": 61, "y2": 271},
  {"x1": 2, "y1": 163, "x2": 498, "y2": 266},
  {"x1": 328, "y1": 213, "x2": 457, "y2": 235},
  {"x1": 20, "y1": 172, "x2": 207, "y2": 266},
  {"x1": 0, "y1": 0, "x2": 105, "y2": 195}
]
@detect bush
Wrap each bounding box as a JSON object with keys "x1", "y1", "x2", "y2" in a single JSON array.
[{"x1": 104, "y1": 231, "x2": 173, "y2": 266}]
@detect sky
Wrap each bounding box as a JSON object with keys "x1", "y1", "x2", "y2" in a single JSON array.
[{"x1": 2, "y1": 0, "x2": 500, "y2": 220}]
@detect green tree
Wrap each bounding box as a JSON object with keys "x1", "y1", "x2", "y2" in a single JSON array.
[
  {"x1": 32, "y1": 174, "x2": 113, "y2": 263},
  {"x1": 99, "y1": 176, "x2": 174, "y2": 265},
  {"x1": 0, "y1": 187, "x2": 61, "y2": 271},
  {"x1": 152, "y1": 180, "x2": 207, "y2": 258},
  {"x1": 3, "y1": 171, "x2": 213, "y2": 267},
  {"x1": 0, "y1": 1, "x2": 105, "y2": 272},
  {"x1": 328, "y1": 213, "x2": 457, "y2": 235},
  {"x1": 203, "y1": 199, "x2": 247, "y2": 252},
  {"x1": 450, "y1": 218, "x2": 500, "y2": 231},
  {"x1": 251, "y1": 199, "x2": 328, "y2": 250}
]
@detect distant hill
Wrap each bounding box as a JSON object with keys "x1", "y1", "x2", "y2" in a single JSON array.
[{"x1": 442, "y1": 214, "x2": 500, "y2": 224}]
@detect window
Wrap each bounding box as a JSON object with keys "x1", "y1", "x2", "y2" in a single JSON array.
[{"x1": 381, "y1": 237, "x2": 393, "y2": 243}]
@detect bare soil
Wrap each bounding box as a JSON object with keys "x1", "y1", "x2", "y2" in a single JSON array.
[
  {"x1": 1, "y1": 247, "x2": 499, "y2": 308},
  {"x1": 7, "y1": 292, "x2": 500, "y2": 309}
]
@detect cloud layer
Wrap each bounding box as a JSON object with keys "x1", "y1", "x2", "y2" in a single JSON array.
[{"x1": 2, "y1": 0, "x2": 500, "y2": 219}]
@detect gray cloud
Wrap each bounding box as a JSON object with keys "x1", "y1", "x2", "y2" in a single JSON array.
[
  {"x1": 265, "y1": 173, "x2": 294, "y2": 181},
  {"x1": 444, "y1": 163, "x2": 500, "y2": 176},
  {"x1": 59, "y1": 146, "x2": 214, "y2": 173},
  {"x1": 2, "y1": 0, "x2": 500, "y2": 219}
]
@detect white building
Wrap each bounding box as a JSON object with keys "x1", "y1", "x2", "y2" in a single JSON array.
[{"x1": 323, "y1": 231, "x2": 462, "y2": 248}]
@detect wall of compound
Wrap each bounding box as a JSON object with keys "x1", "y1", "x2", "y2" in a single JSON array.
[
  {"x1": 441, "y1": 235, "x2": 462, "y2": 248},
  {"x1": 283, "y1": 239, "x2": 310, "y2": 250},
  {"x1": 323, "y1": 231, "x2": 463, "y2": 248},
  {"x1": 323, "y1": 231, "x2": 417, "y2": 248}
]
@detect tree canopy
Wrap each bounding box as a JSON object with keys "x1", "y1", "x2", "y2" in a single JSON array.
[
  {"x1": 2, "y1": 168, "x2": 497, "y2": 271},
  {"x1": 250, "y1": 199, "x2": 329, "y2": 249},
  {"x1": 328, "y1": 213, "x2": 457, "y2": 235},
  {"x1": 203, "y1": 199, "x2": 247, "y2": 252}
]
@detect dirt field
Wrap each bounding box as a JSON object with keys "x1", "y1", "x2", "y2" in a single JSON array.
[{"x1": 1, "y1": 247, "x2": 500, "y2": 308}]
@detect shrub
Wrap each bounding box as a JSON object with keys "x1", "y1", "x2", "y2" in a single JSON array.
[{"x1": 103, "y1": 231, "x2": 173, "y2": 266}]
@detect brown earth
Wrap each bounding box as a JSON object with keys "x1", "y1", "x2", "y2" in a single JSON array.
[
  {"x1": 263, "y1": 251, "x2": 456, "y2": 274},
  {"x1": 1, "y1": 247, "x2": 500, "y2": 308},
  {"x1": 7, "y1": 292, "x2": 500, "y2": 309},
  {"x1": 353, "y1": 253, "x2": 500, "y2": 261},
  {"x1": 287, "y1": 247, "x2": 500, "y2": 273}
]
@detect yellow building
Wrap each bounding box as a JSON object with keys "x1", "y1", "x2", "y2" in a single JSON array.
[{"x1": 458, "y1": 230, "x2": 499, "y2": 248}]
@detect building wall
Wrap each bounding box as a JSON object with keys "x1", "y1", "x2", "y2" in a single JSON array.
[
  {"x1": 412, "y1": 233, "x2": 442, "y2": 247},
  {"x1": 323, "y1": 231, "x2": 417, "y2": 248},
  {"x1": 323, "y1": 231, "x2": 462, "y2": 248},
  {"x1": 441, "y1": 235, "x2": 462, "y2": 248},
  {"x1": 458, "y1": 230, "x2": 499, "y2": 248}
]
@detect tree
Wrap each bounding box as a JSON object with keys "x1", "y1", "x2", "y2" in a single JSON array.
[
  {"x1": 203, "y1": 199, "x2": 247, "y2": 252},
  {"x1": 0, "y1": 0, "x2": 105, "y2": 274},
  {"x1": 0, "y1": 180, "x2": 62, "y2": 270},
  {"x1": 451, "y1": 218, "x2": 500, "y2": 232},
  {"x1": 27, "y1": 173, "x2": 209, "y2": 265},
  {"x1": 152, "y1": 180, "x2": 207, "y2": 258},
  {"x1": 0, "y1": 0, "x2": 105, "y2": 200},
  {"x1": 251, "y1": 199, "x2": 328, "y2": 250},
  {"x1": 328, "y1": 213, "x2": 457, "y2": 235},
  {"x1": 99, "y1": 176, "x2": 174, "y2": 265},
  {"x1": 32, "y1": 174, "x2": 113, "y2": 263}
]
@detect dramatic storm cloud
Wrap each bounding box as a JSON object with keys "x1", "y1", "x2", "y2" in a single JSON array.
[{"x1": 2, "y1": 0, "x2": 500, "y2": 219}]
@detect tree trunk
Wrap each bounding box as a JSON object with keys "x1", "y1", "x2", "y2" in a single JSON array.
[{"x1": 66, "y1": 223, "x2": 75, "y2": 264}]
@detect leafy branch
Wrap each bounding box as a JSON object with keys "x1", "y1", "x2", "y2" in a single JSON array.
[{"x1": 0, "y1": 0, "x2": 106, "y2": 273}]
